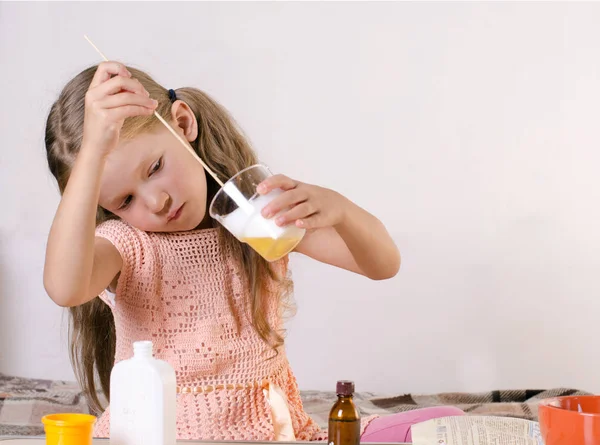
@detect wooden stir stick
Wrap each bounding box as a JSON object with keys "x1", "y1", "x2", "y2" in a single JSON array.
[{"x1": 83, "y1": 34, "x2": 224, "y2": 187}]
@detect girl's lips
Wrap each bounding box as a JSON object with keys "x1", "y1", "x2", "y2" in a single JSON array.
[{"x1": 168, "y1": 204, "x2": 184, "y2": 222}]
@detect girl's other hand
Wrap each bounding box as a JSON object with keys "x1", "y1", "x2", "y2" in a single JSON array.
[{"x1": 258, "y1": 175, "x2": 349, "y2": 230}]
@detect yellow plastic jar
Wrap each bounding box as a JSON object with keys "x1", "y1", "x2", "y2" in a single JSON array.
[{"x1": 42, "y1": 413, "x2": 97, "y2": 445}]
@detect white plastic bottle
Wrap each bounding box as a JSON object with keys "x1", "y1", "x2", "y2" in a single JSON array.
[{"x1": 110, "y1": 341, "x2": 177, "y2": 445}]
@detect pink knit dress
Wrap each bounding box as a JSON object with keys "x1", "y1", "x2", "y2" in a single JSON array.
[{"x1": 92, "y1": 219, "x2": 326, "y2": 441}]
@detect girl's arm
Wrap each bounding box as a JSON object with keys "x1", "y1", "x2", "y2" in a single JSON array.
[
  {"x1": 257, "y1": 176, "x2": 400, "y2": 280},
  {"x1": 44, "y1": 61, "x2": 157, "y2": 306},
  {"x1": 44, "y1": 148, "x2": 123, "y2": 307}
]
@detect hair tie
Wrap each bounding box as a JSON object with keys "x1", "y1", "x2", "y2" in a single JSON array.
[{"x1": 168, "y1": 89, "x2": 177, "y2": 102}]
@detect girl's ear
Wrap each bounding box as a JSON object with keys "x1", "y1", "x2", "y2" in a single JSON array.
[{"x1": 171, "y1": 100, "x2": 198, "y2": 142}]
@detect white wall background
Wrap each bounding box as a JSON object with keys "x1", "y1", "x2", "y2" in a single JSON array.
[{"x1": 2, "y1": 2, "x2": 600, "y2": 395}]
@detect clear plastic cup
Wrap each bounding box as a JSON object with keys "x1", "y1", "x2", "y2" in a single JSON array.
[
  {"x1": 209, "y1": 164, "x2": 306, "y2": 262},
  {"x1": 42, "y1": 413, "x2": 96, "y2": 445}
]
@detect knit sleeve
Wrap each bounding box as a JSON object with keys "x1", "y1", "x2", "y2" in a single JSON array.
[{"x1": 95, "y1": 219, "x2": 141, "y2": 308}]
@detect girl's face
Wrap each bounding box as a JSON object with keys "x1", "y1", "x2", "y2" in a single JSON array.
[{"x1": 98, "y1": 105, "x2": 209, "y2": 232}]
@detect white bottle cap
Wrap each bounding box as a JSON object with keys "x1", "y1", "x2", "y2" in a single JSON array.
[{"x1": 133, "y1": 341, "x2": 153, "y2": 357}]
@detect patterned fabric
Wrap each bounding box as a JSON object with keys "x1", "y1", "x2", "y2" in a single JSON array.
[
  {"x1": 93, "y1": 219, "x2": 322, "y2": 441},
  {"x1": 0, "y1": 373, "x2": 589, "y2": 438},
  {"x1": 300, "y1": 388, "x2": 592, "y2": 428},
  {"x1": 0, "y1": 374, "x2": 89, "y2": 436}
]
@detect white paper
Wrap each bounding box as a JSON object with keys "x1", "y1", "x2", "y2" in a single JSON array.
[{"x1": 411, "y1": 416, "x2": 542, "y2": 445}]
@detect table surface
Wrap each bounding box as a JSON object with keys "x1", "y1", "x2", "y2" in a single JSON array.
[{"x1": 0, "y1": 438, "x2": 407, "y2": 445}]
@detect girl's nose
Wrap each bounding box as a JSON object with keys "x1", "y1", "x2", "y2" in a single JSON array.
[{"x1": 146, "y1": 191, "x2": 170, "y2": 214}]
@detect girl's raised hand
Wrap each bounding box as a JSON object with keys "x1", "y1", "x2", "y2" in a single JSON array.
[{"x1": 81, "y1": 61, "x2": 158, "y2": 157}]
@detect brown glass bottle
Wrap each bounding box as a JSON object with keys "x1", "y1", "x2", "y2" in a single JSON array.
[{"x1": 328, "y1": 381, "x2": 360, "y2": 445}]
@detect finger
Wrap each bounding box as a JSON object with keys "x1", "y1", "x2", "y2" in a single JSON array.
[
  {"x1": 257, "y1": 174, "x2": 298, "y2": 194},
  {"x1": 274, "y1": 202, "x2": 316, "y2": 227},
  {"x1": 261, "y1": 188, "x2": 307, "y2": 218},
  {"x1": 97, "y1": 92, "x2": 157, "y2": 111},
  {"x1": 295, "y1": 213, "x2": 323, "y2": 230},
  {"x1": 89, "y1": 61, "x2": 131, "y2": 88},
  {"x1": 106, "y1": 105, "x2": 156, "y2": 122},
  {"x1": 93, "y1": 76, "x2": 149, "y2": 98}
]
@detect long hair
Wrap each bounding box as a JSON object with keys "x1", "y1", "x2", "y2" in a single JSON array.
[{"x1": 45, "y1": 65, "x2": 292, "y2": 414}]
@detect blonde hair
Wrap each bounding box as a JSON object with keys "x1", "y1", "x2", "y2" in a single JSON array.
[{"x1": 45, "y1": 65, "x2": 292, "y2": 414}]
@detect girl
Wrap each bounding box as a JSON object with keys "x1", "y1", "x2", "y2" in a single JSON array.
[{"x1": 43, "y1": 61, "x2": 461, "y2": 442}]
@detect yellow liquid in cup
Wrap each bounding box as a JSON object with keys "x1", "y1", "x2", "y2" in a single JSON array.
[
  {"x1": 218, "y1": 192, "x2": 305, "y2": 262},
  {"x1": 241, "y1": 236, "x2": 303, "y2": 262}
]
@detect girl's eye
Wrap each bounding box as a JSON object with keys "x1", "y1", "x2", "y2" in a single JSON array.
[
  {"x1": 150, "y1": 157, "x2": 163, "y2": 175},
  {"x1": 119, "y1": 195, "x2": 133, "y2": 210}
]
